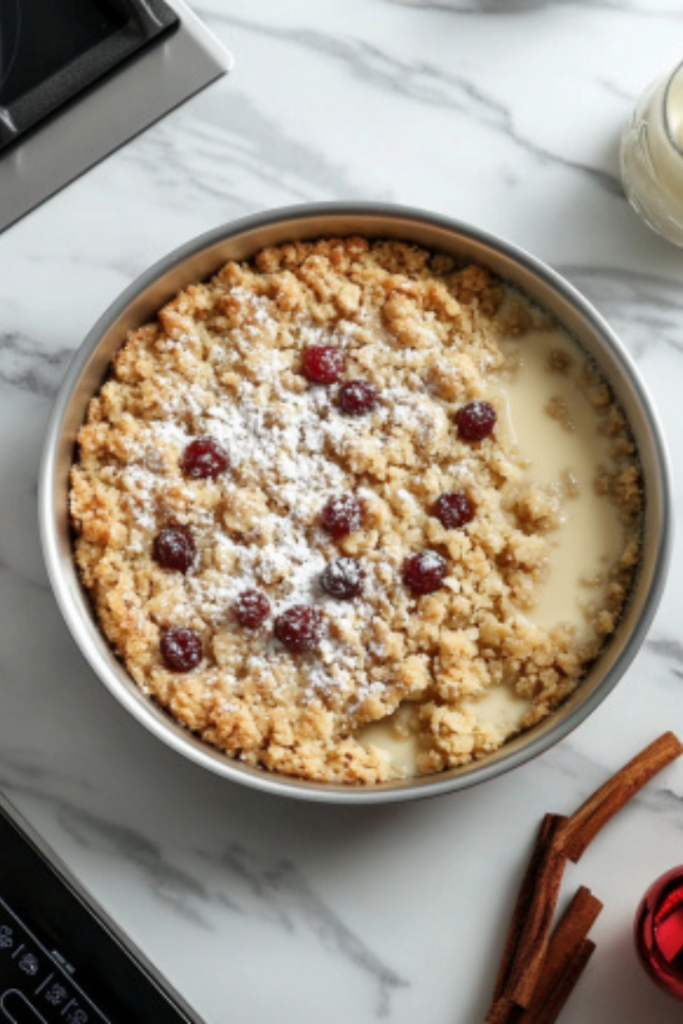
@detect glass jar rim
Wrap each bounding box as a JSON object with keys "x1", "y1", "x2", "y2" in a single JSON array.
[{"x1": 663, "y1": 58, "x2": 683, "y2": 159}]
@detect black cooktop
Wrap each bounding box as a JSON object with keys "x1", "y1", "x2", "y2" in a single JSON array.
[
  {"x1": 0, "y1": 0, "x2": 179, "y2": 151},
  {"x1": 0, "y1": 791, "x2": 202, "y2": 1022}
]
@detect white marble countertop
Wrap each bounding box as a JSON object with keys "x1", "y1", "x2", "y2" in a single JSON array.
[{"x1": 3, "y1": 2, "x2": 683, "y2": 1021}]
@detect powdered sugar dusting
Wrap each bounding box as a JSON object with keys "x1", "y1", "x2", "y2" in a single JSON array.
[
  {"x1": 116, "y1": 294, "x2": 409, "y2": 703},
  {"x1": 110, "y1": 279, "x2": 508, "y2": 714}
]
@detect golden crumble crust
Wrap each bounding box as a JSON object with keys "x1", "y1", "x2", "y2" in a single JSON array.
[{"x1": 70, "y1": 238, "x2": 641, "y2": 784}]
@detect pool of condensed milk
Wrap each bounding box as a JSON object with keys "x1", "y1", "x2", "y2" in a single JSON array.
[{"x1": 359, "y1": 324, "x2": 630, "y2": 776}]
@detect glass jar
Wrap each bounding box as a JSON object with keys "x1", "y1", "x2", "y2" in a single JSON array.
[{"x1": 620, "y1": 60, "x2": 683, "y2": 246}]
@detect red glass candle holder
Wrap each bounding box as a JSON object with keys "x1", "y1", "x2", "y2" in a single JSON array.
[{"x1": 635, "y1": 865, "x2": 683, "y2": 1001}]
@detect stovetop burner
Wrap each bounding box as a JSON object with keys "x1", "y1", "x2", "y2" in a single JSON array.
[
  {"x1": 0, "y1": 0, "x2": 179, "y2": 152},
  {"x1": 0, "y1": 0, "x2": 232, "y2": 233}
]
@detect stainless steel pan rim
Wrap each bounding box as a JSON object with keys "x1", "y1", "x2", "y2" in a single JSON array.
[{"x1": 39, "y1": 201, "x2": 673, "y2": 803}]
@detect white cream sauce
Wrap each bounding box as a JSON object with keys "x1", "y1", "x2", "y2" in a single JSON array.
[
  {"x1": 461, "y1": 685, "x2": 532, "y2": 731},
  {"x1": 499, "y1": 329, "x2": 625, "y2": 637},
  {"x1": 359, "y1": 709, "x2": 420, "y2": 778},
  {"x1": 359, "y1": 324, "x2": 629, "y2": 776}
]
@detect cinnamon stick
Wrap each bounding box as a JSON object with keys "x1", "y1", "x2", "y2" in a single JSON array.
[
  {"x1": 559, "y1": 731, "x2": 683, "y2": 862},
  {"x1": 487, "y1": 814, "x2": 569, "y2": 1021},
  {"x1": 521, "y1": 938, "x2": 596, "y2": 1024},
  {"x1": 491, "y1": 814, "x2": 556, "y2": 1003},
  {"x1": 487, "y1": 733, "x2": 682, "y2": 1022},
  {"x1": 516, "y1": 886, "x2": 602, "y2": 1022},
  {"x1": 485, "y1": 998, "x2": 519, "y2": 1024}
]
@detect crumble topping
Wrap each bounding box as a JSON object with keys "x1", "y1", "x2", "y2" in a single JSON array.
[{"x1": 70, "y1": 238, "x2": 641, "y2": 783}]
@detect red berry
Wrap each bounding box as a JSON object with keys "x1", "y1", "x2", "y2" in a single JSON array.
[
  {"x1": 153, "y1": 527, "x2": 197, "y2": 573},
  {"x1": 301, "y1": 345, "x2": 345, "y2": 384},
  {"x1": 433, "y1": 492, "x2": 474, "y2": 530},
  {"x1": 321, "y1": 558, "x2": 364, "y2": 600},
  {"x1": 455, "y1": 400, "x2": 496, "y2": 441},
  {"x1": 183, "y1": 437, "x2": 229, "y2": 479},
  {"x1": 233, "y1": 590, "x2": 270, "y2": 629},
  {"x1": 338, "y1": 380, "x2": 378, "y2": 416},
  {"x1": 274, "y1": 606, "x2": 324, "y2": 651},
  {"x1": 160, "y1": 626, "x2": 203, "y2": 672},
  {"x1": 403, "y1": 551, "x2": 448, "y2": 595},
  {"x1": 321, "y1": 493, "x2": 362, "y2": 537}
]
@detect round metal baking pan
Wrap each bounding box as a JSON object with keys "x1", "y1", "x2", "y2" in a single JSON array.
[{"x1": 39, "y1": 203, "x2": 672, "y2": 803}]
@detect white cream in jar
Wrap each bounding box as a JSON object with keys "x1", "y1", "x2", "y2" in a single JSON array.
[{"x1": 620, "y1": 61, "x2": 683, "y2": 246}]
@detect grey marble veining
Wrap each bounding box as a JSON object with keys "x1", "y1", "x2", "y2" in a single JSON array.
[
  {"x1": 5, "y1": 776, "x2": 408, "y2": 1015},
  {"x1": 390, "y1": 0, "x2": 683, "y2": 13},
  {"x1": 204, "y1": 11, "x2": 624, "y2": 198},
  {"x1": 216, "y1": 845, "x2": 409, "y2": 1015},
  {"x1": 559, "y1": 267, "x2": 683, "y2": 356},
  {"x1": 0, "y1": 331, "x2": 74, "y2": 398},
  {"x1": 1, "y1": 1, "x2": 683, "y2": 1022}
]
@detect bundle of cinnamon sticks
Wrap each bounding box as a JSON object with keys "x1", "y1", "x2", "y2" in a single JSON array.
[{"x1": 486, "y1": 731, "x2": 683, "y2": 1023}]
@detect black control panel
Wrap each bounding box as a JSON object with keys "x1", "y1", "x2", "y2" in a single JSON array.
[{"x1": 0, "y1": 792, "x2": 203, "y2": 1023}]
